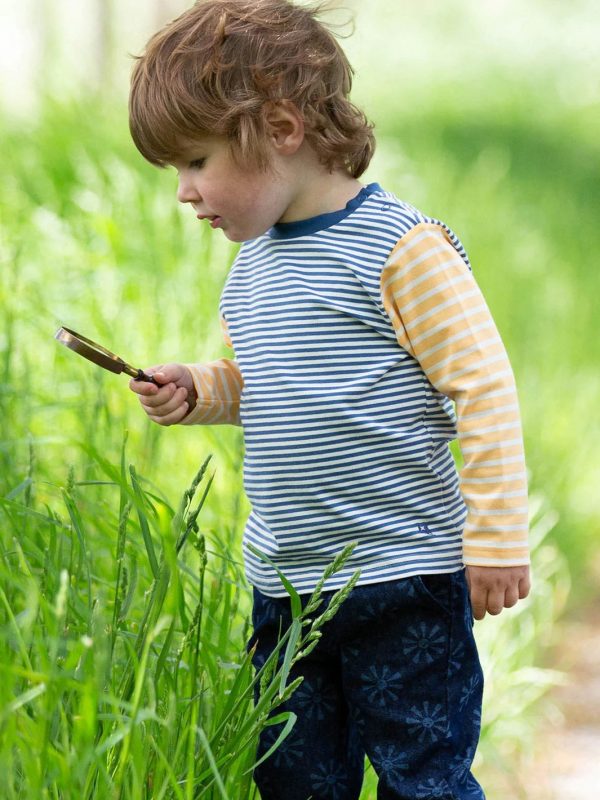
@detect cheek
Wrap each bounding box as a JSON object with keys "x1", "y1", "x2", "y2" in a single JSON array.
[
  {"x1": 249, "y1": 178, "x2": 288, "y2": 216},
  {"x1": 230, "y1": 183, "x2": 270, "y2": 218},
  {"x1": 213, "y1": 176, "x2": 250, "y2": 209}
]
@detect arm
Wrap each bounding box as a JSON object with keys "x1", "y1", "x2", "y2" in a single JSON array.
[
  {"x1": 181, "y1": 314, "x2": 243, "y2": 426},
  {"x1": 181, "y1": 358, "x2": 243, "y2": 426},
  {"x1": 128, "y1": 316, "x2": 244, "y2": 427},
  {"x1": 380, "y1": 222, "x2": 530, "y2": 617}
]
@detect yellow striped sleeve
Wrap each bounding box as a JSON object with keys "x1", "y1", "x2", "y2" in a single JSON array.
[
  {"x1": 180, "y1": 358, "x2": 243, "y2": 427},
  {"x1": 380, "y1": 222, "x2": 529, "y2": 566}
]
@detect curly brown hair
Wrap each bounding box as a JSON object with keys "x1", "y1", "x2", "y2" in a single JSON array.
[{"x1": 129, "y1": 0, "x2": 375, "y2": 177}]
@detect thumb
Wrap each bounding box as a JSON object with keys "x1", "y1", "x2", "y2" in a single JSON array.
[{"x1": 149, "y1": 363, "x2": 184, "y2": 386}]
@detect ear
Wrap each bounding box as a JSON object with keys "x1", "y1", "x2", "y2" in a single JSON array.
[{"x1": 263, "y1": 100, "x2": 305, "y2": 156}]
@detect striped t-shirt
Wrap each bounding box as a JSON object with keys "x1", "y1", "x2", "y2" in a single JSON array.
[{"x1": 183, "y1": 183, "x2": 529, "y2": 597}]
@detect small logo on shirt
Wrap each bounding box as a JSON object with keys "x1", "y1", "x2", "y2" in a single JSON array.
[{"x1": 418, "y1": 524, "x2": 431, "y2": 534}]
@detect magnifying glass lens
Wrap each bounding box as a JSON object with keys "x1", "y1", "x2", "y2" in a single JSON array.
[{"x1": 55, "y1": 327, "x2": 157, "y2": 383}]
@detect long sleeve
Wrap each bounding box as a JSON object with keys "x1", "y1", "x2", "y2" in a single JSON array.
[
  {"x1": 180, "y1": 315, "x2": 243, "y2": 426},
  {"x1": 380, "y1": 222, "x2": 529, "y2": 567}
]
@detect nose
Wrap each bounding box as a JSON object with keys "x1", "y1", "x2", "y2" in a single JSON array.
[{"x1": 176, "y1": 170, "x2": 200, "y2": 204}]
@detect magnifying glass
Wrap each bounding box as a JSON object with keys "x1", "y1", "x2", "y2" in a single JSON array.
[{"x1": 55, "y1": 326, "x2": 158, "y2": 384}]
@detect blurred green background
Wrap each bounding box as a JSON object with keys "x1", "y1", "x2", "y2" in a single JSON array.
[
  {"x1": 1, "y1": 0, "x2": 599, "y2": 796},
  {"x1": 2, "y1": 0, "x2": 598, "y2": 596}
]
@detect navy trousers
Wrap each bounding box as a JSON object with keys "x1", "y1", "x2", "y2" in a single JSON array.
[{"x1": 249, "y1": 569, "x2": 485, "y2": 800}]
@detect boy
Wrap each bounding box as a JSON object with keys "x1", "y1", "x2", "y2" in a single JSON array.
[{"x1": 128, "y1": 1, "x2": 531, "y2": 797}]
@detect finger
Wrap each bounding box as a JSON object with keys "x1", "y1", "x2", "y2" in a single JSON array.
[
  {"x1": 470, "y1": 587, "x2": 488, "y2": 621},
  {"x1": 141, "y1": 383, "x2": 180, "y2": 410},
  {"x1": 129, "y1": 363, "x2": 182, "y2": 395},
  {"x1": 486, "y1": 589, "x2": 505, "y2": 616},
  {"x1": 518, "y1": 575, "x2": 531, "y2": 599},
  {"x1": 129, "y1": 376, "x2": 160, "y2": 397},
  {"x1": 151, "y1": 365, "x2": 184, "y2": 385},
  {"x1": 148, "y1": 401, "x2": 189, "y2": 426},
  {"x1": 144, "y1": 386, "x2": 188, "y2": 416},
  {"x1": 503, "y1": 585, "x2": 520, "y2": 609}
]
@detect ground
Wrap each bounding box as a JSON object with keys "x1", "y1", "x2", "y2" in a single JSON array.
[
  {"x1": 483, "y1": 602, "x2": 600, "y2": 799},
  {"x1": 528, "y1": 605, "x2": 600, "y2": 799}
]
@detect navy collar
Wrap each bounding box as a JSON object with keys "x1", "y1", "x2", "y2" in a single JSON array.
[{"x1": 268, "y1": 182, "x2": 383, "y2": 240}]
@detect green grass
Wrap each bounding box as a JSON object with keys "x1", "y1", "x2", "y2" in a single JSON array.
[
  {"x1": 1, "y1": 87, "x2": 593, "y2": 796},
  {"x1": 0, "y1": 438, "x2": 361, "y2": 798}
]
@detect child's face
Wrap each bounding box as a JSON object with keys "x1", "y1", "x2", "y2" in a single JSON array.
[{"x1": 172, "y1": 135, "x2": 295, "y2": 242}]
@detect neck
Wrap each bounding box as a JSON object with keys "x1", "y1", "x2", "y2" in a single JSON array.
[{"x1": 277, "y1": 148, "x2": 363, "y2": 224}]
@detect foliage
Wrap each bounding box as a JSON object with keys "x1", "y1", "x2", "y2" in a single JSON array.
[{"x1": 0, "y1": 443, "x2": 359, "y2": 798}]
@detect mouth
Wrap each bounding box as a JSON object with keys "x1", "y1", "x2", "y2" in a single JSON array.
[{"x1": 197, "y1": 213, "x2": 223, "y2": 229}]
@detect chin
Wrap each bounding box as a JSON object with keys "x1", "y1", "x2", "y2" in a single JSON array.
[
  {"x1": 225, "y1": 226, "x2": 269, "y2": 243},
  {"x1": 223, "y1": 230, "x2": 246, "y2": 243}
]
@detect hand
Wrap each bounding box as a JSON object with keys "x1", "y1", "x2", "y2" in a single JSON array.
[
  {"x1": 465, "y1": 565, "x2": 531, "y2": 620},
  {"x1": 128, "y1": 363, "x2": 197, "y2": 426}
]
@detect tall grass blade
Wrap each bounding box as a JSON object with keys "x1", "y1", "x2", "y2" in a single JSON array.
[
  {"x1": 129, "y1": 465, "x2": 159, "y2": 578},
  {"x1": 278, "y1": 618, "x2": 301, "y2": 698},
  {"x1": 196, "y1": 725, "x2": 231, "y2": 800},
  {"x1": 246, "y1": 711, "x2": 297, "y2": 772},
  {"x1": 245, "y1": 543, "x2": 302, "y2": 619}
]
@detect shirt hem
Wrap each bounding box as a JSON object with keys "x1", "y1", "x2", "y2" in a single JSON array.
[{"x1": 246, "y1": 559, "x2": 465, "y2": 598}]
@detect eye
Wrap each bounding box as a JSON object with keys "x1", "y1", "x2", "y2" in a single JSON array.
[{"x1": 189, "y1": 158, "x2": 206, "y2": 169}]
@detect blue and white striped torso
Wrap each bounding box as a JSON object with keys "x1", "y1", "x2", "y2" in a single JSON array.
[{"x1": 220, "y1": 184, "x2": 469, "y2": 596}]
